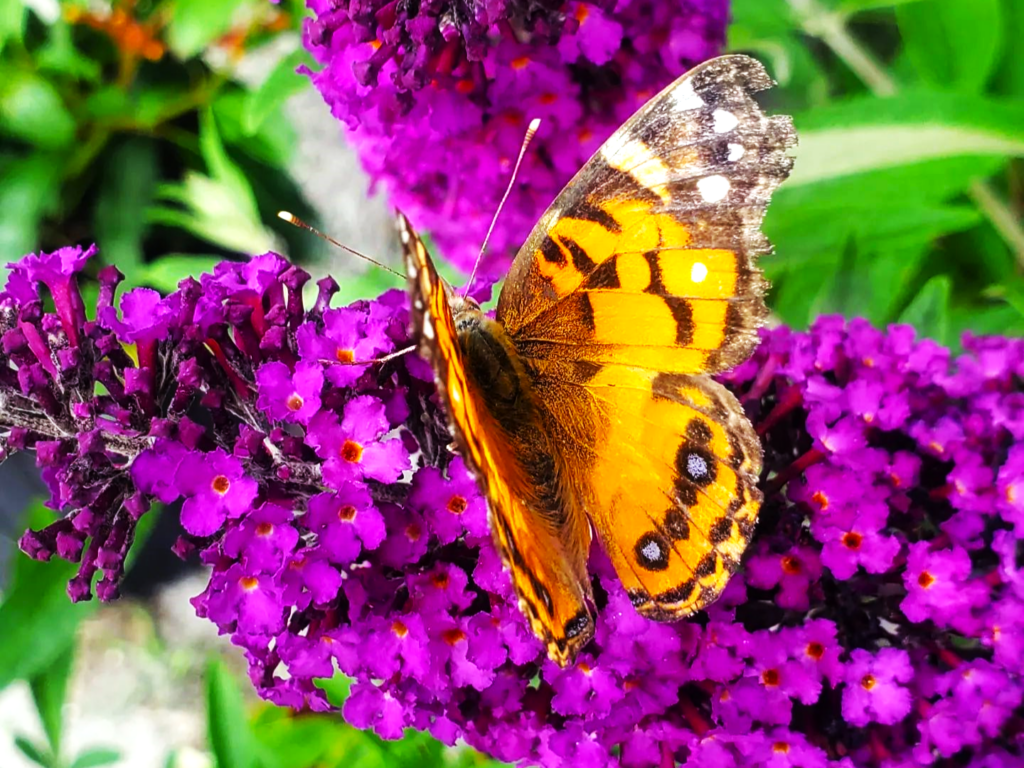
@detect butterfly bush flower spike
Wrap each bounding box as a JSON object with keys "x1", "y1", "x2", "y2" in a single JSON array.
[
  {"x1": 5, "y1": 236, "x2": 1024, "y2": 767},
  {"x1": 301, "y1": 0, "x2": 729, "y2": 271}
]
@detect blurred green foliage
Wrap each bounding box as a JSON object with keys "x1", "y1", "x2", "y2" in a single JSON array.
[
  {"x1": 0, "y1": 0, "x2": 319, "y2": 291},
  {"x1": 729, "y1": 0, "x2": 1024, "y2": 346}
]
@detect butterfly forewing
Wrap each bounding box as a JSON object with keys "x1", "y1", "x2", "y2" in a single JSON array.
[{"x1": 399, "y1": 214, "x2": 596, "y2": 665}]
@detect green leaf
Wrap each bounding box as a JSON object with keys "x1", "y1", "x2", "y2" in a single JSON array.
[
  {"x1": 94, "y1": 138, "x2": 159, "y2": 283},
  {"x1": 205, "y1": 659, "x2": 256, "y2": 768},
  {"x1": 0, "y1": 152, "x2": 62, "y2": 260},
  {"x1": 896, "y1": 0, "x2": 1003, "y2": 93},
  {"x1": 313, "y1": 672, "x2": 351, "y2": 708},
  {"x1": 838, "y1": 0, "x2": 925, "y2": 12},
  {"x1": 214, "y1": 89, "x2": 295, "y2": 168},
  {"x1": 788, "y1": 91, "x2": 1024, "y2": 189},
  {"x1": 251, "y1": 707, "x2": 363, "y2": 768},
  {"x1": 993, "y1": 0, "x2": 1024, "y2": 97},
  {"x1": 149, "y1": 111, "x2": 274, "y2": 254},
  {"x1": 898, "y1": 275, "x2": 951, "y2": 341},
  {"x1": 766, "y1": 203, "x2": 982, "y2": 270},
  {"x1": 243, "y1": 48, "x2": 314, "y2": 135},
  {"x1": 0, "y1": 70, "x2": 76, "y2": 149},
  {"x1": 37, "y1": 21, "x2": 102, "y2": 81},
  {"x1": 29, "y1": 645, "x2": 75, "y2": 757},
  {"x1": 14, "y1": 735, "x2": 54, "y2": 768},
  {"x1": 0, "y1": 503, "x2": 97, "y2": 691},
  {"x1": 139, "y1": 255, "x2": 223, "y2": 292},
  {"x1": 166, "y1": 0, "x2": 247, "y2": 60},
  {"x1": 0, "y1": 0, "x2": 26, "y2": 52},
  {"x1": 69, "y1": 748, "x2": 123, "y2": 768}
]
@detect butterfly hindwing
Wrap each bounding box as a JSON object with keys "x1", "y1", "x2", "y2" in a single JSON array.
[{"x1": 399, "y1": 214, "x2": 596, "y2": 665}]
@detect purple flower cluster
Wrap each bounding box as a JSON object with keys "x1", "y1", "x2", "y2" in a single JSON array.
[
  {"x1": 301, "y1": 0, "x2": 728, "y2": 273},
  {"x1": 6, "y1": 246, "x2": 1024, "y2": 767}
]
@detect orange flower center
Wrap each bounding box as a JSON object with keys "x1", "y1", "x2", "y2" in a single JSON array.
[
  {"x1": 781, "y1": 555, "x2": 802, "y2": 575},
  {"x1": 336, "y1": 348, "x2": 354, "y2": 363},
  {"x1": 211, "y1": 475, "x2": 231, "y2": 494},
  {"x1": 338, "y1": 505, "x2": 357, "y2": 522},
  {"x1": 842, "y1": 532, "x2": 863, "y2": 550},
  {"x1": 256, "y1": 522, "x2": 273, "y2": 536},
  {"x1": 406, "y1": 523, "x2": 422, "y2": 541},
  {"x1": 773, "y1": 742, "x2": 790, "y2": 754},
  {"x1": 455, "y1": 79, "x2": 475, "y2": 94},
  {"x1": 806, "y1": 641, "x2": 825, "y2": 660},
  {"x1": 392, "y1": 620, "x2": 409, "y2": 638},
  {"x1": 240, "y1": 576, "x2": 259, "y2": 591},
  {"x1": 861, "y1": 674, "x2": 876, "y2": 690},
  {"x1": 286, "y1": 394, "x2": 304, "y2": 412},
  {"x1": 811, "y1": 490, "x2": 829, "y2": 510},
  {"x1": 442, "y1": 628, "x2": 466, "y2": 645},
  {"x1": 511, "y1": 56, "x2": 530, "y2": 70},
  {"x1": 761, "y1": 669, "x2": 780, "y2": 687},
  {"x1": 447, "y1": 495, "x2": 468, "y2": 514},
  {"x1": 341, "y1": 440, "x2": 363, "y2": 463},
  {"x1": 918, "y1": 571, "x2": 935, "y2": 588},
  {"x1": 431, "y1": 572, "x2": 450, "y2": 589}
]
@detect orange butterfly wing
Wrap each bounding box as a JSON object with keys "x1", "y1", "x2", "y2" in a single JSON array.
[
  {"x1": 399, "y1": 214, "x2": 596, "y2": 664},
  {"x1": 497, "y1": 56, "x2": 794, "y2": 630}
]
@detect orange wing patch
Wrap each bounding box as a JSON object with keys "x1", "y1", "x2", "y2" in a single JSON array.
[
  {"x1": 400, "y1": 214, "x2": 596, "y2": 665},
  {"x1": 573, "y1": 366, "x2": 761, "y2": 619}
]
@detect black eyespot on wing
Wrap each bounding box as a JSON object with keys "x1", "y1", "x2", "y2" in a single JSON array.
[
  {"x1": 676, "y1": 443, "x2": 716, "y2": 487},
  {"x1": 635, "y1": 532, "x2": 671, "y2": 571},
  {"x1": 564, "y1": 610, "x2": 591, "y2": 639}
]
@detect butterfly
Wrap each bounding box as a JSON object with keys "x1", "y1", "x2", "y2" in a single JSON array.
[{"x1": 400, "y1": 54, "x2": 796, "y2": 666}]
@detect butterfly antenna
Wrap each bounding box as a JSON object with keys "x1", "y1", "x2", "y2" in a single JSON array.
[
  {"x1": 277, "y1": 211, "x2": 405, "y2": 279},
  {"x1": 463, "y1": 117, "x2": 541, "y2": 296}
]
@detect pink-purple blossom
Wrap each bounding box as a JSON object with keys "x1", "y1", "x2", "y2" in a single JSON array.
[
  {"x1": 4, "y1": 245, "x2": 1024, "y2": 766},
  {"x1": 301, "y1": 0, "x2": 728, "y2": 272}
]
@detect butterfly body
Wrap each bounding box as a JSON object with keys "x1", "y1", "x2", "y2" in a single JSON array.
[{"x1": 402, "y1": 54, "x2": 796, "y2": 666}]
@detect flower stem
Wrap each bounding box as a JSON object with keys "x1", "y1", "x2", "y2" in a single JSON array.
[{"x1": 787, "y1": 0, "x2": 1024, "y2": 270}]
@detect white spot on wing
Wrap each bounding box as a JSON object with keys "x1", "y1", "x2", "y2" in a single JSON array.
[
  {"x1": 672, "y1": 79, "x2": 704, "y2": 111},
  {"x1": 687, "y1": 453, "x2": 709, "y2": 479},
  {"x1": 422, "y1": 320, "x2": 435, "y2": 340},
  {"x1": 712, "y1": 109, "x2": 739, "y2": 134},
  {"x1": 641, "y1": 539, "x2": 663, "y2": 563},
  {"x1": 601, "y1": 138, "x2": 671, "y2": 202},
  {"x1": 691, "y1": 262, "x2": 708, "y2": 283},
  {"x1": 727, "y1": 143, "x2": 745, "y2": 162},
  {"x1": 697, "y1": 175, "x2": 730, "y2": 203}
]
